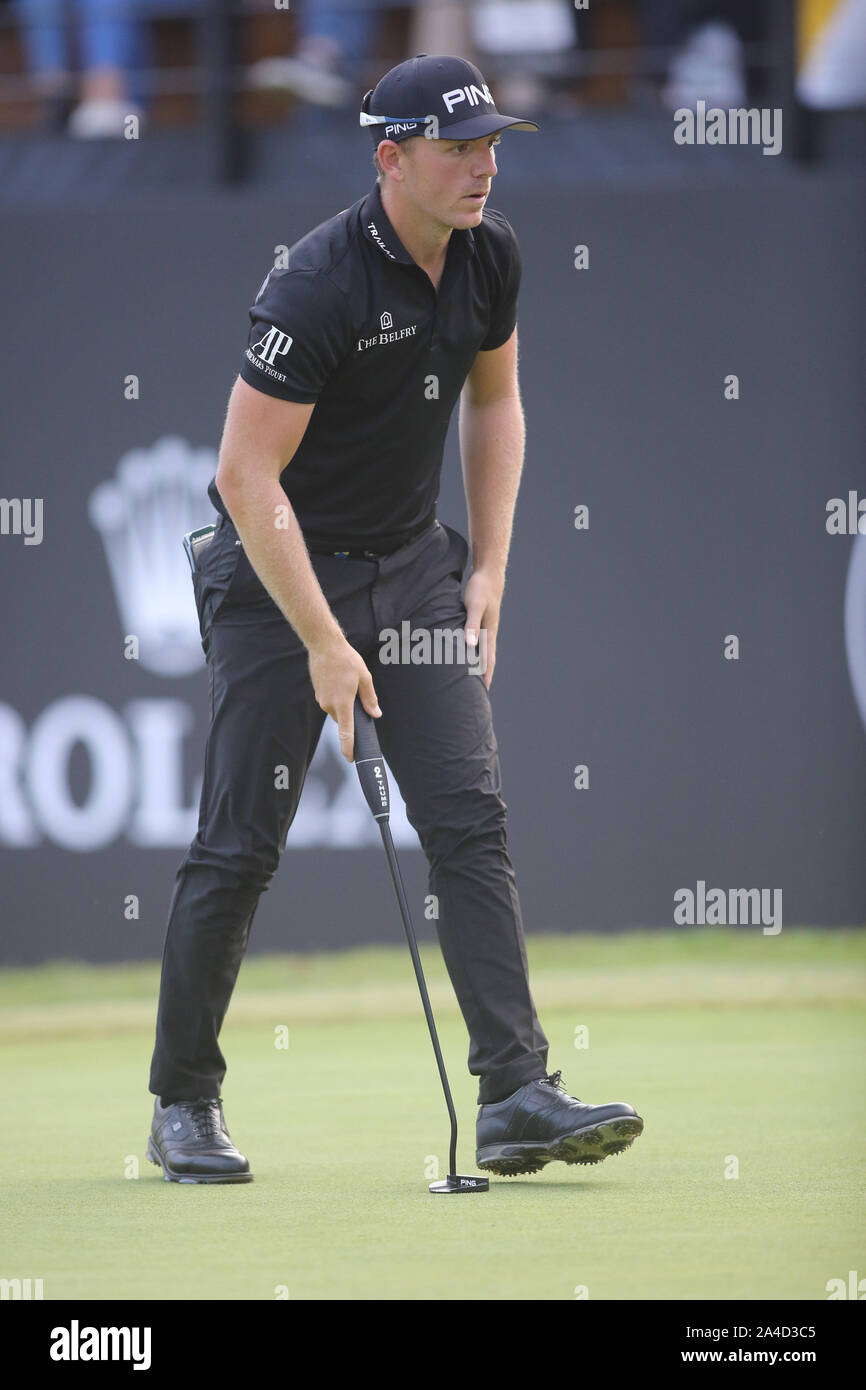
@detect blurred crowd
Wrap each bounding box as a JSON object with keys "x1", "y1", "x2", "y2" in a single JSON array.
[{"x1": 2, "y1": 0, "x2": 865, "y2": 139}]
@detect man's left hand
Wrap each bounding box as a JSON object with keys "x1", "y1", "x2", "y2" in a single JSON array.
[{"x1": 463, "y1": 569, "x2": 503, "y2": 691}]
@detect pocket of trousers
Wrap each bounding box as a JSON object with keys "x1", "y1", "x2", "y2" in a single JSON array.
[
  {"x1": 405, "y1": 529, "x2": 472, "y2": 635},
  {"x1": 194, "y1": 526, "x2": 244, "y2": 635},
  {"x1": 438, "y1": 521, "x2": 470, "y2": 581}
]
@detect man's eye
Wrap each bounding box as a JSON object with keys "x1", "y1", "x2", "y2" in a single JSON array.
[{"x1": 452, "y1": 138, "x2": 499, "y2": 153}]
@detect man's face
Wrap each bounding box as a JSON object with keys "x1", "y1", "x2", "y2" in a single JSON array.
[{"x1": 388, "y1": 131, "x2": 502, "y2": 229}]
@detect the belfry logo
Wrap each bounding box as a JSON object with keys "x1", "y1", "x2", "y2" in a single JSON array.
[{"x1": 357, "y1": 317, "x2": 418, "y2": 354}]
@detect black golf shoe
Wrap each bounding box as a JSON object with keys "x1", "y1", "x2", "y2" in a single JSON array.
[
  {"x1": 476, "y1": 1070, "x2": 644, "y2": 1176},
  {"x1": 146, "y1": 1097, "x2": 253, "y2": 1184}
]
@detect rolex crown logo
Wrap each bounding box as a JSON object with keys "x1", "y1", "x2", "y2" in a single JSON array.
[{"x1": 88, "y1": 436, "x2": 217, "y2": 677}]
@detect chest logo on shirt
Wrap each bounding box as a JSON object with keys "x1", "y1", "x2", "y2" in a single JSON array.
[{"x1": 357, "y1": 312, "x2": 418, "y2": 354}]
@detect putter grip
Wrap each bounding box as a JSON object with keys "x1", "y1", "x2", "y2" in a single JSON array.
[{"x1": 353, "y1": 694, "x2": 390, "y2": 820}]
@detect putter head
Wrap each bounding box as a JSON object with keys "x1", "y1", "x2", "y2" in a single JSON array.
[{"x1": 429, "y1": 1173, "x2": 489, "y2": 1195}]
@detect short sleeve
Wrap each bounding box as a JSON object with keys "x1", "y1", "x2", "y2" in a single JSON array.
[
  {"x1": 239, "y1": 267, "x2": 351, "y2": 403},
  {"x1": 479, "y1": 220, "x2": 522, "y2": 352}
]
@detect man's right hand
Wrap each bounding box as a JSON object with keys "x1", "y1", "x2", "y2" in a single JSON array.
[{"x1": 307, "y1": 635, "x2": 381, "y2": 762}]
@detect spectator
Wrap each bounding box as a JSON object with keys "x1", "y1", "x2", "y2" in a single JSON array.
[
  {"x1": 641, "y1": 1, "x2": 753, "y2": 110},
  {"x1": 247, "y1": 0, "x2": 577, "y2": 121},
  {"x1": 247, "y1": 0, "x2": 381, "y2": 107},
  {"x1": 467, "y1": 0, "x2": 577, "y2": 116},
  {"x1": 11, "y1": 0, "x2": 199, "y2": 137}
]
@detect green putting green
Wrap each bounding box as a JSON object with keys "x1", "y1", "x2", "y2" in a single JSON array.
[{"x1": 1, "y1": 929, "x2": 863, "y2": 1301}]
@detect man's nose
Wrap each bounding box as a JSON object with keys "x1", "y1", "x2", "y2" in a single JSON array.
[{"x1": 474, "y1": 145, "x2": 497, "y2": 177}]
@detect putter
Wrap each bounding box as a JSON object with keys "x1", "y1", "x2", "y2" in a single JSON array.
[{"x1": 352, "y1": 694, "x2": 488, "y2": 1195}]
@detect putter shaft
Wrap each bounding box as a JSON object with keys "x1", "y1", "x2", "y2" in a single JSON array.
[{"x1": 379, "y1": 820, "x2": 458, "y2": 1178}]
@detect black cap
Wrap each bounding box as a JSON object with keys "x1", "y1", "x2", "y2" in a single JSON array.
[{"x1": 360, "y1": 54, "x2": 539, "y2": 145}]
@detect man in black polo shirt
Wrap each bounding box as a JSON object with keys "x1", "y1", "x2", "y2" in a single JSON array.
[{"x1": 147, "y1": 55, "x2": 644, "y2": 1184}]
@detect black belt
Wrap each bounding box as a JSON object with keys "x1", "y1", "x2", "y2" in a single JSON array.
[{"x1": 305, "y1": 510, "x2": 437, "y2": 560}]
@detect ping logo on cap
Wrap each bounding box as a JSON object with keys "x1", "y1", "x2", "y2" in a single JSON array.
[{"x1": 441, "y1": 83, "x2": 494, "y2": 114}]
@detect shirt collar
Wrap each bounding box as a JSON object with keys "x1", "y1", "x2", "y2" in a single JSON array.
[{"x1": 360, "y1": 180, "x2": 476, "y2": 269}]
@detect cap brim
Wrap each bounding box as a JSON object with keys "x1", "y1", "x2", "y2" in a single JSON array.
[{"x1": 436, "y1": 113, "x2": 539, "y2": 140}]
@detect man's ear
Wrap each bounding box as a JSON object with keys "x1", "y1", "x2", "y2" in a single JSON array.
[{"x1": 378, "y1": 138, "x2": 406, "y2": 181}]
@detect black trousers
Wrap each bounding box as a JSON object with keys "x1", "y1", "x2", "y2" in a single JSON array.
[{"x1": 148, "y1": 512, "x2": 549, "y2": 1106}]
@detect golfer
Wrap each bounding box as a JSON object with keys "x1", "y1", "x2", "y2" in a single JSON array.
[{"x1": 147, "y1": 54, "x2": 644, "y2": 1183}]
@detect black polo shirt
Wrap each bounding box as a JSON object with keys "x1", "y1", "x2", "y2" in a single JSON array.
[{"x1": 207, "y1": 178, "x2": 521, "y2": 551}]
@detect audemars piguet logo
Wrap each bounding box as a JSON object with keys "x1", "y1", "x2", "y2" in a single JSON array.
[{"x1": 247, "y1": 324, "x2": 293, "y2": 382}]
